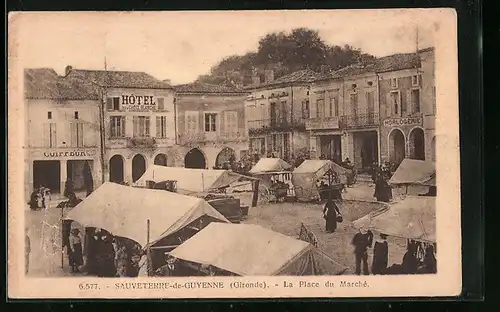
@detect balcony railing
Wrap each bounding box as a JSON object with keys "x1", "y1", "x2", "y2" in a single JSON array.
[
  {"x1": 305, "y1": 116, "x2": 341, "y2": 130},
  {"x1": 178, "y1": 132, "x2": 248, "y2": 145},
  {"x1": 340, "y1": 113, "x2": 379, "y2": 129},
  {"x1": 127, "y1": 137, "x2": 157, "y2": 148},
  {"x1": 247, "y1": 117, "x2": 306, "y2": 134}
]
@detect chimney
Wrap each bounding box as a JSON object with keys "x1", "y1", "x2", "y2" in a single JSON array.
[
  {"x1": 264, "y1": 69, "x2": 274, "y2": 83},
  {"x1": 65, "y1": 65, "x2": 73, "y2": 76}
]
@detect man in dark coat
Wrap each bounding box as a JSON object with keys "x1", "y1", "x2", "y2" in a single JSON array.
[
  {"x1": 352, "y1": 228, "x2": 374, "y2": 275},
  {"x1": 372, "y1": 233, "x2": 389, "y2": 275}
]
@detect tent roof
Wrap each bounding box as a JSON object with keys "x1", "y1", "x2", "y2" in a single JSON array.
[
  {"x1": 249, "y1": 158, "x2": 292, "y2": 174},
  {"x1": 389, "y1": 159, "x2": 436, "y2": 186},
  {"x1": 64, "y1": 182, "x2": 229, "y2": 247},
  {"x1": 353, "y1": 196, "x2": 436, "y2": 242},
  {"x1": 135, "y1": 166, "x2": 255, "y2": 195},
  {"x1": 293, "y1": 159, "x2": 351, "y2": 175},
  {"x1": 170, "y1": 223, "x2": 311, "y2": 276}
]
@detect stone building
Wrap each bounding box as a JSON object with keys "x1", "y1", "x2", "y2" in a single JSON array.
[
  {"x1": 24, "y1": 68, "x2": 103, "y2": 200},
  {"x1": 173, "y1": 82, "x2": 249, "y2": 169},
  {"x1": 244, "y1": 69, "x2": 318, "y2": 163},
  {"x1": 64, "y1": 66, "x2": 177, "y2": 184},
  {"x1": 377, "y1": 48, "x2": 436, "y2": 165}
]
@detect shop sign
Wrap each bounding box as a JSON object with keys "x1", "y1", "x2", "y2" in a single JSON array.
[
  {"x1": 383, "y1": 116, "x2": 422, "y2": 127},
  {"x1": 42, "y1": 150, "x2": 97, "y2": 158},
  {"x1": 121, "y1": 95, "x2": 156, "y2": 112}
]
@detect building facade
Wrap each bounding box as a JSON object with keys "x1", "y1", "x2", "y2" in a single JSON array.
[
  {"x1": 24, "y1": 68, "x2": 103, "y2": 200},
  {"x1": 308, "y1": 65, "x2": 381, "y2": 171},
  {"x1": 174, "y1": 82, "x2": 249, "y2": 169},
  {"x1": 245, "y1": 70, "x2": 318, "y2": 163},
  {"x1": 378, "y1": 48, "x2": 436, "y2": 165},
  {"x1": 65, "y1": 67, "x2": 177, "y2": 184}
]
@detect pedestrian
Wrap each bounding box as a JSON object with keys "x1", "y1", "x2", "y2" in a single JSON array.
[
  {"x1": 137, "y1": 254, "x2": 149, "y2": 277},
  {"x1": 372, "y1": 233, "x2": 389, "y2": 275},
  {"x1": 25, "y1": 231, "x2": 31, "y2": 275},
  {"x1": 421, "y1": 244, "x2": 437, "y2": 274},
  {"x1": 323, "y1": 195, "x2": 341, "y2": 233},
  {"x1": 64, "y1": 180, "x2": 74, "y2": 199},
  {"x1": 114, "y1": 242, "x2": 128, "y2": 277},
  {"x1": 401, "y1": 241, "x2": 419, "y2": 274},
  {"x1": 351, "y1": 227, "x2": 374, "y2": 275},
  {"x1": 68, "y1": 228, "x2": 83, "y2": 273}
]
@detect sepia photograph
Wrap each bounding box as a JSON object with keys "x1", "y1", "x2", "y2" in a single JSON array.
[{"x1": 8, "y1": 9, "x2": 460, "y2": 299}]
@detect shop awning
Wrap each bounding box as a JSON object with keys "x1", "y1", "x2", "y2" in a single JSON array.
[{"x1": 63, "y1": 182, "x2": 230, "y2": 247}]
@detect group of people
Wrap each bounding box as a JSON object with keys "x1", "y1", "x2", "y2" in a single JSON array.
[{"x1": 28, "y1": 185, "x2": 51, "y2": 210}]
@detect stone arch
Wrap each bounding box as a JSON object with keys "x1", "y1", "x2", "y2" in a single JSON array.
[
  {"x1": 215, "y1": 147, "x2": 236, "y2": 169},
  {"x1": 184, "y1": 148, "x2": 207, "y2": 169},
  {"x1": 109, "y1": 154, "x2": 125, "y2": 183},
  {"x1": 388, "y1": 128, "x2": 406, "y2": 166},
  {"x1": 131, "y1": 154, "x2": 147, "y2": 182},
  {"x1": 153, "y1": 153, "x2": 168, "y2": 166},
  {"x1": 408, "y1": 127, "x2": 426, "y2": 160}
]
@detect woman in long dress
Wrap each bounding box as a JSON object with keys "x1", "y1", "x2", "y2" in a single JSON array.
[
  {"x1": 323, "y1": 197, "x2": 341, "y2": 233},
  {"x1": 69, "y1": 229, "x2": 84, "y2": 273},
  {"x1": 372, "y1": 233, "x2": 389, "y2": 275}
]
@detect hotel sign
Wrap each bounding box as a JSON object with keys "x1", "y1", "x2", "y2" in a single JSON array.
[
  {"x1": 305, "y1": 117, "x2": 340, "y2": 131},
  {"x1": 383, "y1": 116, "x2": 423, "y2": 127},
  {"x1": 121, "y1": 95, "x2": 156, "y2": 112}
]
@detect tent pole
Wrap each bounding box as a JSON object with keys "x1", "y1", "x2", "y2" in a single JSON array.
[
  {"x1": 146, "y1": 219, "x2": 152, "y2": 276},
  {"x1": 61, "y1": 207, "x2": 64, "y2": 269},
  {"x1": 202, "y1": 173, "x2": 205, "y2": 192}
]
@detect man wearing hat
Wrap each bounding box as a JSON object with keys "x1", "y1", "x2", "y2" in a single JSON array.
[
  {"x1": 351, "y1": 224, "x2": 374, "y2": 275},
  {"x1": 68, "y1": 226, "x2": 83, "y2": 273}
]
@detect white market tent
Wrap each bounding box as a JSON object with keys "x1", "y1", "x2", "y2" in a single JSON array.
[
  {"x1": 170, "y1": 223, "x2": 348, "y2": 276},
  {"x1": 64, "y1": 182, "x2": 230, "y2": 248},
  {"x1": 389, "y1": 159, "x2": 436, "y2": 187},
  {"x1": 134, "y1": 165, "x2": 257, "y2": 195},
  {"x1": 352, "y1": 196, "x2": 436, "y2": 243},
  {"x1": 248, "y1": 158, "x2": 292, "y2": 175}
]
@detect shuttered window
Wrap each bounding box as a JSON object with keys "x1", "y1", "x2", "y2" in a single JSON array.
[
  {"x1": 185, "y1": 111, "x2": 199, "y2": 133},
  {"x1": 43, "y1": 122, "x2": 57, "y2": 148},
  {"x1": 156, "y1": 116, "x2": 167, "y2": 138},
  {"x1": 133, "y1": 116, "x2": 150, "y2": 137},
  {"x1": 107, "y1": 97, "x2": 120, "y2": 111},
  {"x1": 157, "y1": 98, "x2": 165, "y2": 111},
  {"x1": 110, "y1": 116, "x2": 125, "y2": 138},
  {"x1": 70, "y1": 122, "x2": 84, "y2": 147}
]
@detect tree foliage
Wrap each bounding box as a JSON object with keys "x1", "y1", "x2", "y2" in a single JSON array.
[{"x1": 196, "y1": 28, "x2": 376, "y2": 87}]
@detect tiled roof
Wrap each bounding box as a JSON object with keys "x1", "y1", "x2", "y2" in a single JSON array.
[
  {"x1": 174, "y1": 82, "x2": 247, "y2": 94},
  {"x1": 66, "y1": 69, "x2": 173, "y2": 90},
  {"x1": 24, "y1": 68, "x2": 100, "y2": 100},
  {"x1": 244, "y1": 69, "x2": 321, "y2": 90},
  {"x1": 373, "y1": 52, "x2": 420, "y2": 73}
]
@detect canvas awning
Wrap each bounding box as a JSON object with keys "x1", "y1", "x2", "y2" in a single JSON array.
[
  {"x1": 352, "y1": 196, "x2": 436, "y2": 243},
  {"x1": 292, "y1": 160, "x2": 350, "y2": 202},
  {"x1": 389, "y1": 159, "x2": 436, "y2": 187},
  {"x1": 135, "y1": 165, "x2": 257, "y2": 195},
  {"x1": 63, "y1": 182, "x2": 230, "y2": 247},
  {"x1": 170, "y1": 223, "x2": 348, "y2": 276},
  {"x1": 249, "y1": 158, "x2": 292, "y2": 175}
]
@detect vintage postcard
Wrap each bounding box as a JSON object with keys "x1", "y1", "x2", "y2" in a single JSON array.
[{"x1": 8, "y1": 9, "x2": 461, "y2": 299}]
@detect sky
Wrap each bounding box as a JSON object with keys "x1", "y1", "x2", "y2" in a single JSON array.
[{"x1": 10, "y1": 9, "x2": 445, "y2": 85}]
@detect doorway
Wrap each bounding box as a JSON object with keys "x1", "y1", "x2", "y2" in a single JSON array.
[
  {"x1": 215, "y1": 148, "x2": 235, "y2": 169},
  {"x1": 409, "y1": 128, "x2": 425, "y2": 160},
  {"x1": 67, "y1": 160, "x2": 94, "y2": 191},
  {"x1": 33, "y1": 160, "x2": 60, "y2": 193},
  {"x1": 389, "y1": 129, "x2": 406, "y2": 166},
  {"x1": 154, "y1": 153, "x2": 168, "y2": 166},
  {"x1": 109, "y1": 155, "x2": 124, "y2": 183},
  {"x1": 132, "y1": 154, "x2": 147, "y2": 182},
  {"x1": 184, "y1": 148, "x2": 206, "y2": 169},
  {"x1": 319, "y1": 135, "x2": 342, "y2": 164}
]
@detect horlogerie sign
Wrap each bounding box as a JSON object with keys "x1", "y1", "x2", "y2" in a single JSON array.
[{"x1": 383, "y1": 116, "x2": 423, "y2": 127}]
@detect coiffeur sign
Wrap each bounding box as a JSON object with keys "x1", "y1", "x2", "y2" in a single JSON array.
[
  {"x1": 121, "y1": 94, "x2": 156, "y2": 112},
  {"x1": 383, "y1": 116, "x2": 423, "y2": 127},
  {"x1": 42, "y1": 150, "x2": 97, "y2": 158}
]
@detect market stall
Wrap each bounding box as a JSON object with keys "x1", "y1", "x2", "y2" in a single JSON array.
[
  {"x1": 248, "y1": 158, "x2": 293, "y2": 203},
  {"x1": 167, "y1": 223, "x2": 348, "y2": 276},
  {"x1": 63, "y1": 182, "x2": 230, "y2": 275},
  {"x1": 389, "y1": 159, "x2": 436, "y2": 195},
  {"x1": 292, "y1": 159, "x2": 351, "y2": 202}
]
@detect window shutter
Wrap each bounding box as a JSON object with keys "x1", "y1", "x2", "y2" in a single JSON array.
[
  {"x1": 107, "y1": 97, "x2": 113, "y2": 110},
  {"x1": 157, "y1": 98, "x2": 164, "y2": 111},
  {"x1": 133, "y1": 116, "x2": 138, "y2": 137},
  {"x1": 121, "y1": 117, "x2": 126, "y2": 137},
  {"x1": 386, "y1": 93, "x2": 392, "y2": 117},
  {"x1": 398, "y1": 92, "x2": 402, "y2": 117},
  {"x1": 78, "y1": 123, "x2": 84, "y2": 146},
  {"x1": 406, "y1": 90, "x2": 412, "y2": 115},
  {"x1": 220, "y1": 111, "x2": 226, "y2": 136},
  {"x1": 145, "y1": 118, "x2": 150, "y2": 136},
  {"x1": 51, "y1": 123, "x2": 57, "y2": 148},
  {"x1": 325, "y1": 92, "x2": 331, "y2": 117},
  {"x1": 156, "y1": 116, "x2": 161, "y2": 138}
]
